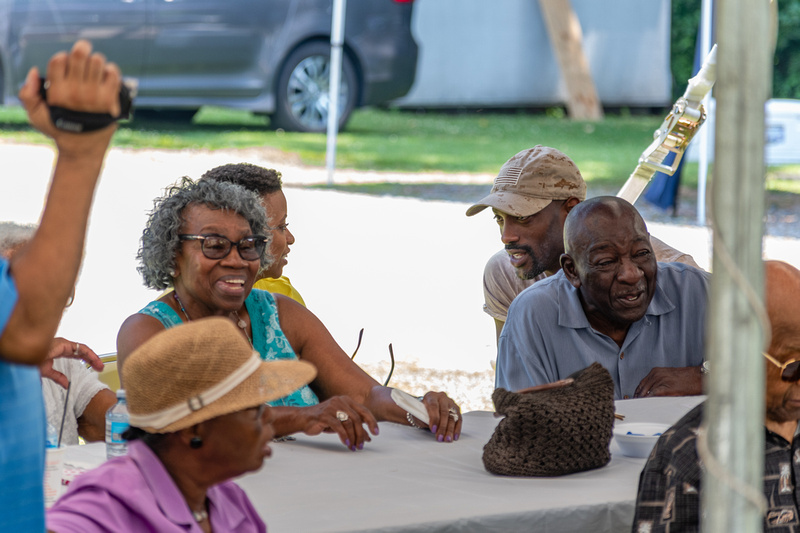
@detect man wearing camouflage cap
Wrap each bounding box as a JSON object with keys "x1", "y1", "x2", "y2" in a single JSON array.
[{"x1": 466, "y1": 145, "x2": 699, "y2": 344}]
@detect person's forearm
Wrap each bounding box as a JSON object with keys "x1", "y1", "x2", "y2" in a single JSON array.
[
  {"x1": 366, "y1": 386, "x2": 463, "y2": 443},
  {"x1": 268, "y1": 405, "x2": 309, "y2": 438},
  {"x1": 77, "y1": 388, "x2": 117, "y2": 442},
  {"x1": 0, "y1": 143, "x2": 109, "y2": 364},
  {"x1": 364, "y1": 385, "x2": 408, "y2": 424},
  {"x1": 76, "y1": 416, "x2": 106, "y2": 443},
  {"x1": 1, "y1": 40, "x2": 119, "y2": 365}
]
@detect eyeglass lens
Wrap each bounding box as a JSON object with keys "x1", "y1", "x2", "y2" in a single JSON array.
[
  {"x1": 189, "y1": 235, "x2": 263, "y2": 261},
  {"x1": 782, "y1": 361, "x2": 800, "y2": 382}
]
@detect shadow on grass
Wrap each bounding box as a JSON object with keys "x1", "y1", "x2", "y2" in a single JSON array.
[
  {"x1": 0, "y1": 123, "x2": 32, "y2": 132},
  {"x1": 302, "y1": 183, "x2": 493, "y2": 204},
  {"x1": 302, "y1": 180, "x2": 631, "y2": 203},
  {"x1": 0, "y1": 117, "x2": 270, "y2": 134},
  {"x1": 124, "y1": 114, "x2": 269, "y2": 132}
]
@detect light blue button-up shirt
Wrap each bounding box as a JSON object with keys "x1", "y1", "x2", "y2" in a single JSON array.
[{"x1": 496, "y1": 262, "x2": 709, "y2": 399}]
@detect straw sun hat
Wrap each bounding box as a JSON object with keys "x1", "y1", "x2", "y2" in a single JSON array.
[{"x1": 125, "y1": 316, "x2": 316, "y2": 433}]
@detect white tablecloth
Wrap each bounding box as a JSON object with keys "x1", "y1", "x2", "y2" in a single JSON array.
[{"x1": 65, "y1": 396, "x2": 705, "y2": 533}]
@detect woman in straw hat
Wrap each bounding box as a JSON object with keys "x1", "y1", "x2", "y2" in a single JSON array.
[
  {"x1": 48, "y1": 317, "x2": 316, "y2": 532},
  {"x1": 117, "y1": 178, "x2": 462, "y2": 451}
]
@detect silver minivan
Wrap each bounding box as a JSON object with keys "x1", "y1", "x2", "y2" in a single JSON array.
[{"x1": 0, "y1": 0, "x2": 418, "y2": 132}]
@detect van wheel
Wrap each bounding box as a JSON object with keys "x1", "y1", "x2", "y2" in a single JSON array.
[{"x1": 271, "y1": 41, "x2": 358, "y2": 133}]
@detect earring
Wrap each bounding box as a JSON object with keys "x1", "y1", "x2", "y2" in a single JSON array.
[
  {"x1": 189, "y1": 436, "x2": 203, "y2": 449},
  {"x1": 169, "y1": 267, "x2": 177, "y2": 277}
]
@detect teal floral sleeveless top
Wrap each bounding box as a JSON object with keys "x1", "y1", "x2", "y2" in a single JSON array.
[{"x1": 138, "y1": 289, "x2": 319, "y2": 407}]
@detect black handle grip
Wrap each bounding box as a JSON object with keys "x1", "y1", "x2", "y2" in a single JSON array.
[{"x1": 37, "y1": 77, "x2": 135, "y2": 132}]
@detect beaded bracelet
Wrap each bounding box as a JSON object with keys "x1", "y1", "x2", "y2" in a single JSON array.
[{"x1": 406, "y1": 411, "x2": 425, "y2": 429}]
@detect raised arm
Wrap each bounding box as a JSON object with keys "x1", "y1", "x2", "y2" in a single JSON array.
[{"x1": 0, "y1": 40, "x2": 120, "y2": 364}]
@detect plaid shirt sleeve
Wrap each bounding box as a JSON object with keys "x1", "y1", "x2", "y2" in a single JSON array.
[{"x1": 631, "y1": 405, "x2": 704, "y2": 533}]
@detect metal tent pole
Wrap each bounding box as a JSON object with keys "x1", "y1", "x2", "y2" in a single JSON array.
[
  {"x1": 326, "y1": 0, "x2": 347, "y2": 186},
  {"x1": 701, "y1": 0, "x2": 774, "y2": 531},
  {"x1": 696, "y1": 0, "x2": 714, "y2": 225}
]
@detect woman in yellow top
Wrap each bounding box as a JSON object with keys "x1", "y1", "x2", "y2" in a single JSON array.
[{"x1": 201, "y1": 163, "x2": 305, "y2": 306}]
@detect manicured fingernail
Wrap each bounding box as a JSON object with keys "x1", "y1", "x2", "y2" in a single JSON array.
[
  {"x1": 351, "y1": 446, "x2": 357, "y2": 452},
  {"x1": 358, "y1": 443, "x2": 364, "y2": 450},
  {"x1": 431, "y1": 425, "x2": 438, "y2": 433},
  {"x1": 345, "y1": 439, "x2": 351, "y2": 447},
  {"x1": 373, "y1": 426, "x2": 380, "y2": 435},
  {"x1": 437, "y1": 434, "x2": 444, "y2": 442},
  {"x1": 455, "y1": 433, "x2": 460, "y2": 441},
  {"x1": 446, "y1": 435, "x2": 452, "y2": 442}
]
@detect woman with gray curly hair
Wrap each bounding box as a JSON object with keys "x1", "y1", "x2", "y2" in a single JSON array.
[
  {"x1": 117, "y1": 177, "x2": 463, "y2": 451},
  {"x1": 136, "y1": 177, "x2": 273, "y2": 291}
]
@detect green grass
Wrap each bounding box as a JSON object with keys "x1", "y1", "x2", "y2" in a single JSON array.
[
  {"x1": 1, "y1": 105, "x2": 797, "y2": 191},
  {"x1": 334, "y1": 109, "x2": 661, "y2": 186}
]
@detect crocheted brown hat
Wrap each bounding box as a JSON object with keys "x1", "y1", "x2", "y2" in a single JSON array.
[{"x1": 483, "y1": 363, "x2": 615, "y2": 477}]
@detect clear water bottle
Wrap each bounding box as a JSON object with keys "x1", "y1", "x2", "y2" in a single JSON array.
[
  {"x1": 45, "y1": 420, "x2": 59, "y2": 449},
  {"x1": 105, "y1": 389, "x2": 129, "y2": 459},
  {"x1": 44, "y1": 420, "x2": 65, "y2": 508}
]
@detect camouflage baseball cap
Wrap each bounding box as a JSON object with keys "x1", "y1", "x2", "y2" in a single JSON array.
[{"x1": 466, "y1": 146, "x2": 587, "y2": 217}]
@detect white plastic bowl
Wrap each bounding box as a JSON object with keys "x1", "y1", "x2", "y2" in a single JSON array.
[{"x1": 613, "y1": 422, "x2": 670, "y2": 458}]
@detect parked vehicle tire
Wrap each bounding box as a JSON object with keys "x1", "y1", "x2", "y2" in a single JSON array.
[{"x1": 271, "y1": 41, "x2": 358, "y2": 133}]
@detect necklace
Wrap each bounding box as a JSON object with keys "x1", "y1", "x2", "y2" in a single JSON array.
[
  {"x1": 192, "y1": 509, "x2": 209, "y2": 523},
  {"x1": 233, "y1": 310, "x2": 247, "y2": 330},
  {"x1": 173, "y1": 292, "x2": 252, "y2": 346},
  {"x1": 173, "y1": 291, "x2": 192, "y2": 322},
  {"x1": 233, "y1": 309, "x2": 253, "y2": 347}
]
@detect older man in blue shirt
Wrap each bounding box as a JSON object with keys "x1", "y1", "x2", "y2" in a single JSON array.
[
  {"x1": 0, "y1": 40, "x2": 119, "y2": 531},
  {"x1": 496, "y1": 196, "x2": 709, "y2": 400}
]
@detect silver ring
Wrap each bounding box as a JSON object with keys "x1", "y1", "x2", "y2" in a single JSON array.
[
  {"x1": 336, "y1": 410, "x2": 349, "y2": 422},
  {"x1": 448, "y1": 407, "x2": 459, "y2": 422},
  {"x1": 73, "y1": 343, "x2": 80, "y2": 356}
]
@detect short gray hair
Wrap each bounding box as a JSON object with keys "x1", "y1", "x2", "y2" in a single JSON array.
[
  {"x1": 138, "y1": 177, "x2": 272, "y2": 290},
  {"x1": 0, "y1": 221, "x2": 37, "y2": 258}
]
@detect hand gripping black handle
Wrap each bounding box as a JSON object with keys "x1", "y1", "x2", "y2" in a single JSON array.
[{"x1": 38, "y1": 77, "x2": 135, "y2": 133}]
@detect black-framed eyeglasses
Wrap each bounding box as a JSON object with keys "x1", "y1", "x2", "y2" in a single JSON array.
[
  {"x1": 179, "y1": 234, "x2": 267, "y2": 261},
  {"x1": 348, "y1": 328, "x2": 395, "y2": 387},
  {"x1": 762, "y1": 352, "x2": 800, "y2": 382}
]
